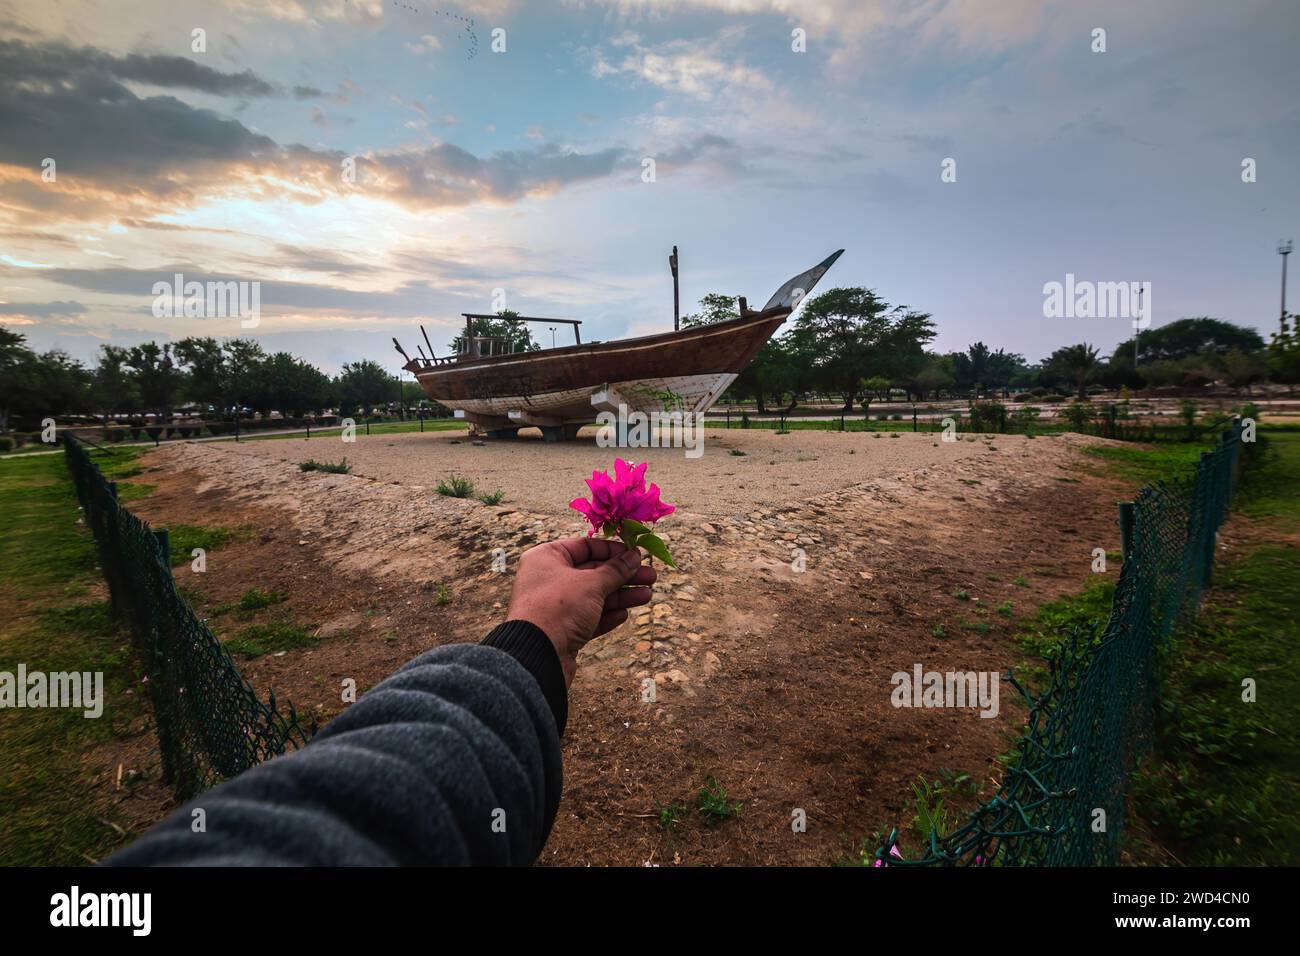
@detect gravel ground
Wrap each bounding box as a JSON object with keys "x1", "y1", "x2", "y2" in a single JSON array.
[{"x1": 200, "y1": 427, "x2": 1049, "y2": 518}]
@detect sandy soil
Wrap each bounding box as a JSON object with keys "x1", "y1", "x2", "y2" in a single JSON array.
[
  {"x1": 202, "y1": 426, "x2": 1004, "y2": 517},
  {"x1": 105, "y1": 428, "x2": 1137, "y2": 865}
]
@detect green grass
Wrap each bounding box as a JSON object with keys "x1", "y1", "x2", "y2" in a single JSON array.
[
  {"x1": 1015, "y1": 581, "x2": 1114, "y2": 659},
  {"x1": 1081, "y1": 439, "x2": 1216, "y2": 485},
  {"x1": 211, "y1": 419, "x2": 466, "y2": 444},
  {"x1": 165, "y1": 524, "x2": 235, "y2": 567},
  {"x1": 1130, "y1": 431, "x2": 1300, "y2": 865},
  {"x1": 1236, "y1": 430, "x2": 1300, "y2": 523},
  {"x1": 657, "y1": 801, "x2": 688, "y2": 832},
  {"x1": 477, "y1": 489, "x2": 505, "y2": 505},
  {"x1": 206, "y1": 586, "x2": 286, "y2": 619},
  {"x1": 0, "y1": 449, "x2": 152, "y2": 864},
  {"x1": 236, "y1": 587, "x2": 284, "y2": 611},
  {"x1": 224, "y1": 618, "x2": 317, "y2": 658}
]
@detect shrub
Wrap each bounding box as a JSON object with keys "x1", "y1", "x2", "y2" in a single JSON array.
[
  {"x1": 436, "y1": 474, "x2": 475, "y2": 498},
  {"x1": 696, "y1": 776, "x2": 743, "y2": 826},
  {"x1": 477, "y1": 489, "x2": 506, "y2": 505},
  {"x1": 968, "y1": 402, "x2": 1007, "y2": 433},
  {"x1": 300, "y1": 458, "x2": 350, "y2": 474},
  {"x1": 1062, "y1": 402, "x2": 1095, "y2": 430},
  {"x1": 0, "y1": 437, "x2": 12, "y2": 452},
  {"x1": 1013, "y1": 405, "x2": 1042, "y2": 434}
]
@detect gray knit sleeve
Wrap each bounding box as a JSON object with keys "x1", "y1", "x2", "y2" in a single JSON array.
[{"x1": 104, "y1": 641, "x2": 563, "y2": 866}]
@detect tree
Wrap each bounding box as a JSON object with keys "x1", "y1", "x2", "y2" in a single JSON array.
[
  {"x1": 913, "y1": 354, "x2": 955, "y2": 400},
  {"x1": 880, "y1": 310, "x2": 938, "y2": 396},
  {"x1": 789, "y1": 287, "x2": 932, "y2": 411},
  {"x1": 951, "y1": 343, "x2": 1024, "y2": 398},
  {"x1": 1115, "y1": 317, "x2": 1265, "y2": 365},
  {"x1": 174, "y1": 337, "x2": 228, "y2": 412},
  {"x1": 257, "y1": 352, "x2": 334, "y2": 417},
  {"x1": 1, "y1": 328, "x2": 47, "y2": 431},
  {"x1": 125, "y1": 342, "x2": 181, "y2": 417},
  {"x1": 39, "y1": 349, "x2": 92, "y2": 418},
  {"x1": 680, "y1": 293, "x2": 739, "y2": 329},
  {"x1": 448, "y1": 310, "x2": 538, "y2": 355},
  {"x1": 0, "y1": 328, "x2": 93, "y2": 431},
  {"x1": 222, "y1": 339, "x2": 267, "y2": 416},
  {"x1": 736, "y1": 337, "x2": 800, "y2": 413},
  {"x1": 336, "y1": 359, "x2": 393, "y2": 416},
  {"x1": 1046, "y1": 343, "x2": 1103, "y2": 400},
  {"x1": 90, "y1": 346, "x2": 139, "y2": 422},
  {"x1": 1269, "y1": 314, "x2": 1300, "y2": 385}
]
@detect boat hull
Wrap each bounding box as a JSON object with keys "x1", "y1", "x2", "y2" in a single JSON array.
[{"x1": 409, "y1": 310, "x2": 786, "y2": 426}]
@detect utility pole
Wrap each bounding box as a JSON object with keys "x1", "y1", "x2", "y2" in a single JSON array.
[
  {"x1": 1134, "y1": 284, "x2": 1143, "y2": 369},
  {"x1": 1280, "y1": 239, "x2": 1294, "y2": 333},
  {"x1": 669, "y1": 245, "x2": 680, "y2": 332}
]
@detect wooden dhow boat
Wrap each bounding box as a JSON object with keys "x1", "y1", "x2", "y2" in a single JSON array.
[{"x1": 394, "y1": 250, "x2": 843, "y2": 439}]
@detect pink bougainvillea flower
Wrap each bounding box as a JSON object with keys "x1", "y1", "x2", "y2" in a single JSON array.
[
  {"x1": 570, "y1": 459, "x2": 677, "y2": 566},
  {"x1": 570, "y1": 458, "x2": 675, "y2": 536}
]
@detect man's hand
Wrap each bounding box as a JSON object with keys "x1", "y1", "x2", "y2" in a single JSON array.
[{"x1": 506, "y1": 537, "x2": 657, "y2": 686}]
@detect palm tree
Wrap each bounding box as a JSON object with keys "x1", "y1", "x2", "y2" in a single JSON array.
[{"x1": 1047, "y1": 343, "x2": 1102, "y2": 401}]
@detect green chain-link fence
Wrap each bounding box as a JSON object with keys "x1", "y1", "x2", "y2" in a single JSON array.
[
  {"x1": 877, "y1": 421, "x2": 1249, "y2": 866},
  {"x1": 65, "y1": 435, "x2": 313, "y2": 800}
]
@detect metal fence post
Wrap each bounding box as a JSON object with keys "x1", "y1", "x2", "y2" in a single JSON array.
[
  {"x1": 1119, "y1": 501, "x2": 1135, "y2": 563},
  {"x1": 153, "y1": 528, "x2": 171, "y2": 576},
  {"x1": 1199, "y1": 451, "x2": 1217, "y2": 587}
]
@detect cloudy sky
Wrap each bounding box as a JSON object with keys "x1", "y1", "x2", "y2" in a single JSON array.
[{"x1": 1, "y1": 0, "x2": 1297, "y2": 373}]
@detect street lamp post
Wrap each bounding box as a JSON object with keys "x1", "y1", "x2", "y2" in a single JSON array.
[{"x1": 1280, "y1": 239, "x2": 1294, "y2": 333}]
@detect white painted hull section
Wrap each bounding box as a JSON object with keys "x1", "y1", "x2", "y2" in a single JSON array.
[{"x1": 444, "y1": 373, "x2": 739, "y2": 425}]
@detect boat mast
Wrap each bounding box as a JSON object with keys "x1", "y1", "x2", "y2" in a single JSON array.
[{"x1": 670, "y1": 245, "x2": 680, "y2": 332}]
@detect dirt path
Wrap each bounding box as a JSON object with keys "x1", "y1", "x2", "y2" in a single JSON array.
[{"x1": 125, "y1": 429, "x2": 1134, "y2": 864}]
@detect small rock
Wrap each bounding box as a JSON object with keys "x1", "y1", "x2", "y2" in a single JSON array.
[{"x1": 653, "y1": 668, "x2": 690, "y2": 684}]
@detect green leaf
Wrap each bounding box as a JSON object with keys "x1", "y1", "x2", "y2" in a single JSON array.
[
  {"x1": 621, "y1": 519, "x2": 652, "y2": 538},
  {"x1": 635, "y1": 532, "x2": 676, "y2": 568}
]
